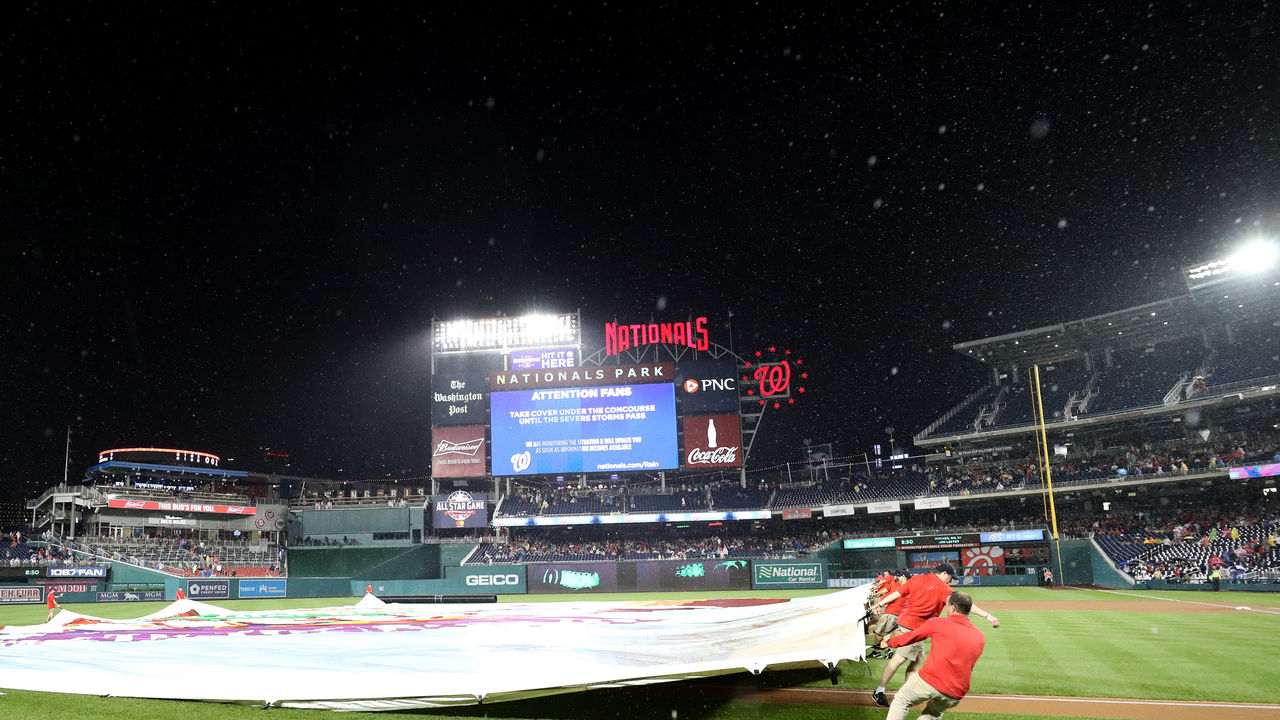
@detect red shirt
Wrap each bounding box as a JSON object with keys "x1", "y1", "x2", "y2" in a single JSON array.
[
  {"x1": 883, "y1": 579, "x2": 908, "y2": 615},
  {"x1": 887, "y1": 614, "x2": 986, "y2": 698},
  {"x1": 46, "y1": 593, "x2": 58, "y2": 609},
  {"x1": 895, "y1": 573, "x2": 952, "y2": 629}
]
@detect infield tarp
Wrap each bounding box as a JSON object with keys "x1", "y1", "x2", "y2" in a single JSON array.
[{"x1": 0, "y1": 587, "x2": 871, "y2": 711}]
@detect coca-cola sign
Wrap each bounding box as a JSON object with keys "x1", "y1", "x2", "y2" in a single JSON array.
[{"x1": 682, "y1": 414, "x2": 743, "y2": 468}]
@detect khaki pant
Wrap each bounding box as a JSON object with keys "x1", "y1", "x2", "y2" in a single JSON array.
[{"x1": 886, "y1": 672, "x2": 962, "y2": 720}]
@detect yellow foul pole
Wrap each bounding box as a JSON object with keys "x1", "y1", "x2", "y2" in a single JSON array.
[
  {"x1": 1031, "y1": 364, "x2": 1066, "y2": 584},
  {"x1": 1029, "y1": 370, "x2": 1050, "y2": 524}
]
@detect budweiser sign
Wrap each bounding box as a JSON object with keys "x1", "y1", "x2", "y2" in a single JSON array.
[
  {"x1": 431, "y1": 426, "x2": 487, "y2": 478},
  {"x1": 682, "y1": 414, "x2": 743, "y2": 468},
  {"x1": 106, "y1": 499, "x2": 255, "y2": 515},
  {"x1": 434, "y1": 438, "x2": 483, "y2": 457}
]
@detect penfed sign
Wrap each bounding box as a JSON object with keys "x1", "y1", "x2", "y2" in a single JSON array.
[{"x1": 751, "y1": 560, "x2": 828, "y2": 589}]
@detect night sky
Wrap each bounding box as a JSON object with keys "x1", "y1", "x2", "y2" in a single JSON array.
[{"x1": 5, "y1": 3, "x2": 1278, "y2": 498}]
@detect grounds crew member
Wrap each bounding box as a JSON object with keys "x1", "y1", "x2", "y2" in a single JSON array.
[
  {"x1": 867, "y1": 569, "x2": 909, "y2": 658},
  {"x1": 868, "y1": 563, "x2": 1000, "y2": 707},
  {"x1": 880, "y1": 591, "x2": 988, "y2": 720},
  {"x1": 46, "y1": 589, "x2": 61, "y2": 622}
]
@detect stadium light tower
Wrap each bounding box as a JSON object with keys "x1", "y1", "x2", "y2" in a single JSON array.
[{"x1": 1183, "y1": 237, "x2": 1279, "y2": 292}]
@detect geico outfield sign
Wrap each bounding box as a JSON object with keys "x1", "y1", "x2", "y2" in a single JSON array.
[
  {"x1": 751, "y1": 560, "x2": 828, "y2": 589},
  {"x1": 458, "y1": 566, "x2": 526, "y2": 594}
]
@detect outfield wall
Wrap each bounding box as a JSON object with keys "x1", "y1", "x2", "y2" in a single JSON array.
[{"x1": 287, "y1": 544, "x2": 441, "y2": 579}]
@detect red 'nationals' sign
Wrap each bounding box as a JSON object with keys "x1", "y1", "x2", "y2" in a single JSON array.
[
  {"x1": 682, "y1": 414, "x2": 743, "y2": 468},
  {"x1": 605, "y1": 318, "x2": 710, "y2": 356}
]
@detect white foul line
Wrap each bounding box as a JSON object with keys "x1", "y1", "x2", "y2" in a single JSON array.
[{"x1": 1078, "y1": 586, "x2": 1280, "y2": 616}]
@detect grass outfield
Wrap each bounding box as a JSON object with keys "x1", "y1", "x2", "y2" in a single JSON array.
[{"x1": 0, "y1": 586, "x2": 1276, "y2": 719}]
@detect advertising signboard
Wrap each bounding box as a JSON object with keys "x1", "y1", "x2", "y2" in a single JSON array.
[
  {"x1": 0, "y1": 586, "x2": 43, "y2": 604},
  {"x1": 823, "y1": 503, "x2": 857, "y2": 518},
  {"x1": 97, "y1": 590, "x2": 165, "y2": 602},
  {"x1": 510, "y1": 348, "x2": 577, "y2": 371},
  {"x1": 635, "y1": 559, "x2": 751, "y2": 590},
  {"x1": 1230, "y1": 463, "x2": 1280, "y2": 479},
  {"x1": 431, "y1": 372, "x2": 490, "y2": 427},
  {"x1": 979, "y1": 529, "x2": 1046, "y2": 543},
  {"x1": 186, "y1": 579, "x2": 231, "y2": 600},
  {"x1": 526, "y1": 563, "x2": 619, "y2": 593},
  {"x1": 459, "y1": 565, "x2": 527, "y2": 594},
  {"x1": 915, "y1": 496, "x2": 951, "y2": 510},
  {"x1": 430, "y1": 426, "x2": 488, "y2": 478},
  {"x1": 238, "y1": 579, "x2": 287, "y2": 598},
  {"x1": 107, "y1": 499, "x2": 254, "y2": 515},
  {"x1": 682, "y1": 414, "x2": 743, "y2": 468},
  {"x1": 866, "y1": 501, "x2": 901, "y2": 514},
  {"x1": 675, "y1": 358, "x2": 740, "y2": 413},
  {"x1": 432, "y1": 491, "x2": 490, "y2": 529},
  {"x1": 490, "y1": 383, "x2": 678, "y2": 475},
  {"x1": 843, "y1": 537, "x2": 896, "y2": 550},
  {"x1": 46, "y1": 566, "x2": 108, "y2": 578},
  {"x1": 781, "y1": 508, "x2": 812, "y2": 520},
  {"x1": 897, "y1": 534, "x2": 981, "y2": 550},
  {"x1": 751, "y1": 560, "x2": 828, "y2": 589}
]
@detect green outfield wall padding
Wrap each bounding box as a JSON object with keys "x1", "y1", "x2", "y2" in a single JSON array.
[
  {"x1": 956, "y1": 575, "x2": 1038, "y2": 587},
  {"x1": 280, "y1": 578, "x2": 352, "y2": 598},
  {"x1": 438, "y1": 543, "x2": 475, "y2": 569},
  {"x1": 287, "y1": 544, "x2": 439, "y2": 580},
  {"x1": 1084, "y1": 538, "x2": 1136, "y2": 588},
  {"x1": 353, "y1": 579, "x2": 465, "y2": 596},
  {"x1": 1053, "y1": 539, "x2": 1094, "y2": 586},
  {"x1": 298, "y1": 507, "x2": 417, "y2": 536},
  {"x1": 109, "y1": 562, "x2": 185, "y2": 598}
]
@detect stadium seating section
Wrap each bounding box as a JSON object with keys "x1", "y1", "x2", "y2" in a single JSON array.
[{"x1": 920, "y1": 335, "x2": 1280, "y2": 439}]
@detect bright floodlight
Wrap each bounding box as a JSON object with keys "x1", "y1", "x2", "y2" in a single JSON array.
[
  {"x1": 432, "y1": 312, "x2": 581, "y2": 354},
  {"x1": 1228, "y1": 239, "x2": 1279, "y2": 274},
  {"x1": 1183, "y1": 238, "x2": 1279, "y2": 290}
]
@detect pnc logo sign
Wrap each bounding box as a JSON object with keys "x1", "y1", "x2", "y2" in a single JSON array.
[
  {"x1": 682, "y1": 377, "x2": 735, "y2": 394},
  {"x1": 465, "y1": 574, "x2": 521, "y2": 586}
]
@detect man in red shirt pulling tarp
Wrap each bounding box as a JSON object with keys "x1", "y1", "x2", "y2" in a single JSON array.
[
  {"x1": 868, "y1": 563, "x2": 999, "y2": 707},
  {"x1": 880, "y1": 590, "x2": 987, "y2": 720}
]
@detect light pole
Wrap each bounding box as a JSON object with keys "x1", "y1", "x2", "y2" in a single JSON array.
[{"x1": 885, "y1": 426, "x2": 896, "y2": 457}]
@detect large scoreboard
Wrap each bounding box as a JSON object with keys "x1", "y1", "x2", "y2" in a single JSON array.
[
  {"x1": 489, "y1": 364, "x2": 679, "y2": 475},
  {"x1": 430, "y1": 314, "x2": 751, "y2": 479}
]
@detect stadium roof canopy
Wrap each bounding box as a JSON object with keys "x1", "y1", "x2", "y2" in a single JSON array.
[{"x1": 954, "y1": 271, "x2": 1280, "y2": 369}]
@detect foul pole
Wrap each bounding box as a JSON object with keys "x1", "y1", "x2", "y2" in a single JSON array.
[{"x1": 1030, "y1": 365, "x2": 1065, "y2": 583}]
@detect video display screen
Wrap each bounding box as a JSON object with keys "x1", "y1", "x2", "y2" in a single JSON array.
[
  {"x1": 635, "y1": 559, "x2": 751, "y2": 590},
  {"x1": 489, "y1": 383, "x2": 678, "y2": 476},
  {"x1": 526, "y1": 563, "x2": 620, "y2": 593}
]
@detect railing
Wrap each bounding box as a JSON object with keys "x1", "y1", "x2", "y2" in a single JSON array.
[
  {"x1": 1162, "y1": 372, "x2": 1192, "y2": 406},
  {"x1": 914, "y1": 385, "x2": 993, "y2": 442}
]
